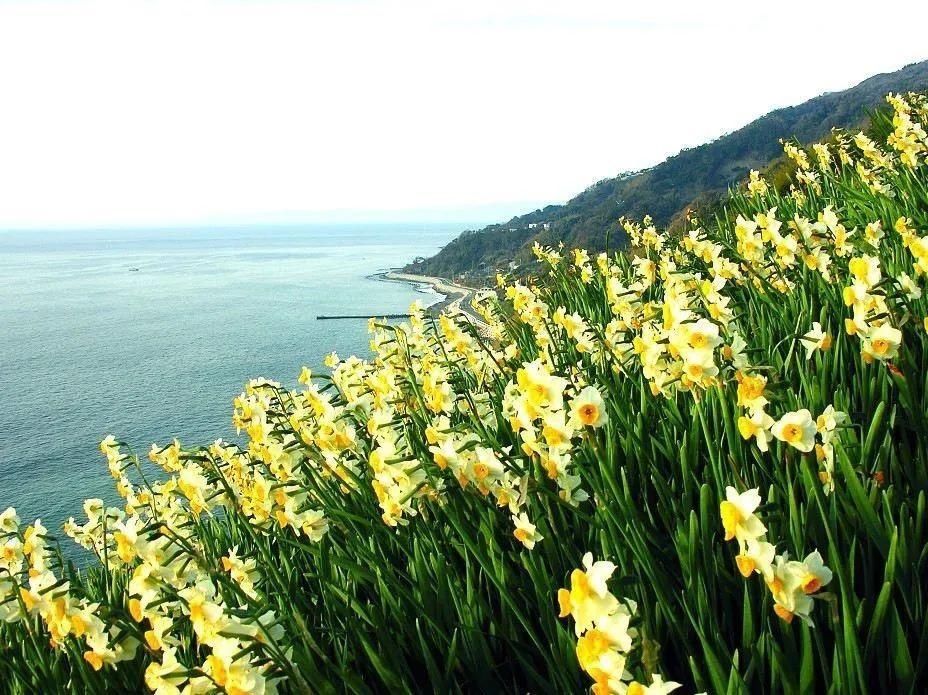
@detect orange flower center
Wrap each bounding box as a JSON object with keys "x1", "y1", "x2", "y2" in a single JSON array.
[{"x1": 579, "y1": 404, "x2": 598, "y2": 424}]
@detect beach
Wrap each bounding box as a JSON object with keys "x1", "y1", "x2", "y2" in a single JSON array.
[{"x1": 378, "y1": 270, "x2": 491, "y2": 334}]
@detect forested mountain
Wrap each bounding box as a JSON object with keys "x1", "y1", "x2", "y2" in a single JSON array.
[{"x1": 409, "y1": 60, "x2": 928, "y2": 278}]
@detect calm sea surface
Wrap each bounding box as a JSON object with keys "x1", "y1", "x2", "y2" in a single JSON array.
[{"x1": 0, "y1": 223, "x2": 459, "y2": 533}]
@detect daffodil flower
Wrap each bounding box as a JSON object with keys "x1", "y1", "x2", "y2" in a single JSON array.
[
  {"x1": 771, "y1": 409, "x2": 817, "y2": 452},
  {"x1": 720, "y1": 487, "x2": 767, "y2": 547}
]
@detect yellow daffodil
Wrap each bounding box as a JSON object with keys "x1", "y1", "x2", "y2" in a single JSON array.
[
  {"x1": 512, "y1": 512, "x2": 542, "y2": 550},
  {"x1": 720, "y1": 487, "x2": 766, "y2": 546},
  {"x1": 861, "y1": 324, "x2": 902, "y2": 362},
  {"x1": 848, "y1": 255, "x2": 881, "y2": 289},
  {"x1": 747, "y1": 169, "x2": 768, "y2": 195},
  {"x1": 735, "y1": 538, "x2": 776, "y2": 580},
  {"x1": 558, "y1": 553, "x2": 619, "y2": 635},
  {"x1": 736, "y1": 372, "x2": 768, "y2": 410},
  {"x1": 800, "y1": 322, "x2": 832, "y2": 359},
  {"x1": 144, "y1": 647, "x2": 188, "y2": 695},
  {"x1": 570, "y1": 386, "x2": 608, "y2": 428},
  {"x1": 625, "y1": 674, "x2": 683, "y2": 695},
  {"x1": 771, "y1": 409, "x2": 817, "y2": 452},
  {"x1": 738, "y1": 408, "x2": 775, "y2": 452}
]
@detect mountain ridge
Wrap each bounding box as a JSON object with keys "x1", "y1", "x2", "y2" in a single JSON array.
[{"x1": 410, "y1": 59, "x2": 928, "y2": 279}]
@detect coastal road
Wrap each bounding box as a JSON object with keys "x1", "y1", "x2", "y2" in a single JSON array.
[{"x1": 384, "y1": 271, "x2": 491, "y2": 335}]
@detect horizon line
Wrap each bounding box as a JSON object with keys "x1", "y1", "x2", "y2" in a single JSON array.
[
  {"x1": 0, "y1": 219, "x2": 487, "y2": 233},
  {"x1": 0, "y1": 199, "x2": 559, "y2": 234}
]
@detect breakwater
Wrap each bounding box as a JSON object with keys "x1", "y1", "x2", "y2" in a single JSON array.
[{"x1": 316, "y1": 314, "x2": 412, "y2": 320}]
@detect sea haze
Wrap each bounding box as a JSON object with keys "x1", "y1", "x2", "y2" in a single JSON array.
[{"x1": 0, "y1": 223, "x2": 459, "y2": 534}]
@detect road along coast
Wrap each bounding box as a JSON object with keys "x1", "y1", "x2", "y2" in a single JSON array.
[{"x1": 377, "y1": 271, "x2": 491, "y2": 335}]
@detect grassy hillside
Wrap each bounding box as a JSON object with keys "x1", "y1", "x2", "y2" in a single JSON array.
[
  {"x1": 411, "y1": 60, "x2": 928, "y2": 279},
  {"x1": 2, "y1": 91, "x2": 928, "y2": 693}
]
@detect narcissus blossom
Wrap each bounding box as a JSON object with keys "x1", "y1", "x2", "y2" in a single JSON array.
[
  {"x1": 719, "y1": 487, "x2": 767, "y2": 547},
  {"x1": 771, "y1": 409, "x2": 817, "y2": 452},
  {"x1": 571, "y1": 386, "x2": 608, "y2": 428},
  {"x1": 512, "y1": 512, "x2": 543, "y2": 550}
]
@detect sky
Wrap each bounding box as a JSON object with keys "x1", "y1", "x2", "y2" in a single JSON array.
[{"x1": 0, "y1": 0, "x2": 927, "y2": 229}]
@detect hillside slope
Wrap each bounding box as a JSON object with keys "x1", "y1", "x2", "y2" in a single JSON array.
[{"x1": 410, "y1": 60, "x2": 928, "y2": 279}]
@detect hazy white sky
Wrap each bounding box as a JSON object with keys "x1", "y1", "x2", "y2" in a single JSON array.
[{"x1": 0, "y1": 0, "x2": 926, "y2": 229}]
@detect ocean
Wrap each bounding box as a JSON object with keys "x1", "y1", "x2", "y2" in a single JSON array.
[{"x1": 0, "y1": 223, "x2": 460, "y2": 535}]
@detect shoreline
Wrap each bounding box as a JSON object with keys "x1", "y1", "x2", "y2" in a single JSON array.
[
  {"x1": 372, "y1": 270, "x2": 490, "y2": 333},
  {"x1": 368, "y1": 271, "x2": 449, "y2": 312}
]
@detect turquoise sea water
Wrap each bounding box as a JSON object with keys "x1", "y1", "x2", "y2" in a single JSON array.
[{"x1": 0, "y1": 223, "x2": 459, "y2": 534}]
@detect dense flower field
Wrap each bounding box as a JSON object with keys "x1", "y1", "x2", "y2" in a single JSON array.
[{"x1": 3, "y1": 92, "x2": 928, "y2": 694}]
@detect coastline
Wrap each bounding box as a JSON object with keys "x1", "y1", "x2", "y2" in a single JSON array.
[{"x1": 372, "y1": 270, "x2": 490, "y2": 334}]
